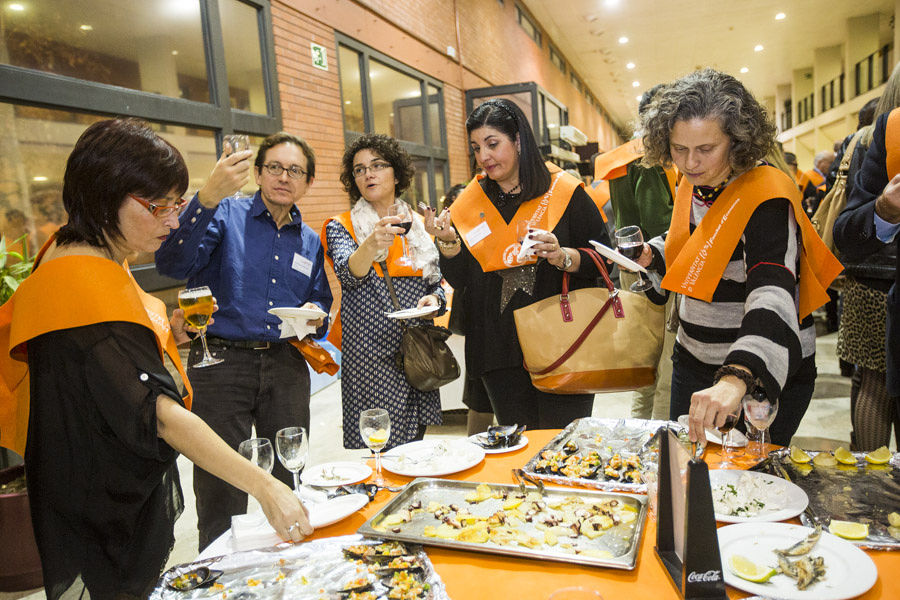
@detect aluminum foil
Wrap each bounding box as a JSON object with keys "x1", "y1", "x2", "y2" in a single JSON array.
[
  {"x1": 521, "y1": 417, "x2": 672, "y2": 493},
  {"x1": 756, "y1": 448, "x2": 900, "y2": 550},
  {"x1": 149, "y1": 534, "x2": 450, "y2": 599}
]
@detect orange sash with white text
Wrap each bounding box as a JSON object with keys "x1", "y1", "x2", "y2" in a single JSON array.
[
  {"x1": 449, "y1": 171, "x2": 581, "y2": 272},
  {"x1": 662, "y1": 165, "x2": 843, "y2": 319},
  {"x1": 0, "y1": 248, "x2": 192, "y2": 456}
]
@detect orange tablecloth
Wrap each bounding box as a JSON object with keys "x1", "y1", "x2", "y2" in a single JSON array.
[{"x1": 306, "y1": 430, "x2": 897, "y2": 599}]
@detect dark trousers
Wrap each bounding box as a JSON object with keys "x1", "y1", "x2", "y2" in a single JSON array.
[
  {"x1": 188, "y1": 341, "x2": 311, "y2": 552},
  {"x1": 668, "y1": 344, "x2": 815, "y2": 447},
  {"x1": 481, "y1": 367, "x2": 593, "y2": 430}
]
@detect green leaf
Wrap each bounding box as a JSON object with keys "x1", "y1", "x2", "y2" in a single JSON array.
[{"x1": 3, "y1": 275, "x2": 19, "y2": 292}]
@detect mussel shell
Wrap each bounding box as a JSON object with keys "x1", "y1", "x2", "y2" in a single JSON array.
[
  {"x1": 375, "y1": 555, "x2": 425, "y2": 574},
  {"x1": 562, "y1": 440, "x2": 579, "y2": 455},
  {"x1": 484, "y1": 424, "x2": 525, "y2": 448},
  {"x1": 343, "y1": 544, "x2": 376, "y2": 559},
  {"x1": 164, "y1": 566, "x2": 223, "y2": 591},
  {"x1": 339, "y1": 579, "x2": 374, "y2": 594},
  {"x1": 379, "y1": 569, "x2": 427, "y2": 593}
]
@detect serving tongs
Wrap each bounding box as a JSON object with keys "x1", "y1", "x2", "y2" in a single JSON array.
[{"x1": 512, "y1": 468, "x2": 545, "y2": 497}]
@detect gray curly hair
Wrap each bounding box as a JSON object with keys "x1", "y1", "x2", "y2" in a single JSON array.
[{"x1": 640, "y1": 68, "x2": 776, "y2": 174}]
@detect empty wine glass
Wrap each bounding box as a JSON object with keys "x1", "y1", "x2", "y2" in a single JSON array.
[
  {"x1": 238, "y1": 437, "x2": 274, "y2": 474},
  {"x1": 359, "y1": 408, "x2": 390, "y2": 486},
  {"x1": 742, "y1": 388, "x2": 779, "y2": 458},
  {"x1": 716, "y1": 405, "x2": 743, "y2": 469},
  {"x1": 223, "y1": 134, "x2": 251, "y2": 199},
  {"x1": 388, "y1": 201, "x2": 413, "y2": 266},
  {"x1": 614, "y1": 225, "x2": 652, "y2": 292},
  {"x1": 275, "y1": 426, "x2": 308, "y2": 493},
  {"x1": 178, "y1": 286, "x2": 223, "y2": 368}
]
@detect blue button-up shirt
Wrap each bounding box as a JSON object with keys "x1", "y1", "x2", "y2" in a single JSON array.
[{"x1": 155, "y1": 192, "x2": 332, "y2": 342}]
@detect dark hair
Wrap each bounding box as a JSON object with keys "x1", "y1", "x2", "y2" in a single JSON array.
[
  {"x1": 640, "y1": 68, "x2": 776, "y2": 174},
  {"x1": 783, "y1": 151, "x2": 798, "y2": 167},
  {"x1": 465, "y1": 98, "x2": 550, "y2": 201},
  {"x1": 858, "y1": 97, "x2": 879, "y2": 129},
  {"x1": 56, "y1": 118, "x2": 188, "y2": 249},
  {"x1": 441, "y1": 183, "x2": 468, "y2": 210},
  {"x1": 340, "y1": 133, "x2": 414, "y2": 205},
  {"x1": 255, "y1": 132, "x2": 315, "y2": 183}
]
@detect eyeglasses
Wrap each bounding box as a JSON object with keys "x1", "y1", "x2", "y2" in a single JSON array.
[
  {"x1": 352, "y1": 161, "x2": 392, "y2": 179},
  {"x1": 262, "y1": 162, "x2": 307, "y2": 179},
  {"x1": 130, "y1": 194, "x2": 187, "y2": 218}
]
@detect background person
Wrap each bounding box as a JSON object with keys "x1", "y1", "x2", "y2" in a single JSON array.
[
  {"x1": 322, "y1": 133, "x2": 444, "y2": 450},
  {"x1": 155, "y1": 132, "x2": 331, "y2": 551},
  {"x1": 425, "y1": 98, "x2": 610, "y2": 430},
  {"x1": 0, "y1": 118, "x2": 310, "y2": 599}
]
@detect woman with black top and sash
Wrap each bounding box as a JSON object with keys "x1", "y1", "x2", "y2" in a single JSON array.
[{"x1": 424, "y1": 98, "x2": 610, "y2": 430}]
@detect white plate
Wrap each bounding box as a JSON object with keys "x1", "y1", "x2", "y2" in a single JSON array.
[
  {"x1": 709, "y1": 470, "x2": 809, "y2": 523},
  {"x1": 268, "y1": 306, "x2": 327, "y2": 320},
  {"x1": 384, "y1": 306, "x2": 439, "y2": 320},
  {"x1": 307, "y1": 493, "x2": 368, "y2": 529},
  {"x1": 467, "y1": 433, "x2": 529, "y2": 454},
  {"x1": 718, "y1": 522, "x2": 877, "y2": 600},
  {"x1": 589, "y1": 240, "x2": 648, "y2": 273},
  {"x1": 303, "y1": 461, "x2": 372, "y2": 487},
  {"x1": 677, "y1": 414, "x2": 748, "y2": 447},
  {"x1": 381, "y1": 439, "x2": 485, "y2": 477}
]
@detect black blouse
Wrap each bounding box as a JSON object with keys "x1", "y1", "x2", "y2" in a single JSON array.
[
  {"x1": 25, "y1": 321, "x2": 184, "y2": 599},
  {"x1": 440, "y1": 180, "x2": 611, "y2": 376}
]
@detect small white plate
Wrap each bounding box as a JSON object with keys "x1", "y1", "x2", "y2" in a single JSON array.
[
  {"x1": 385, "y1": 306, "x2": 439, "y2": 320},
  {"x1": 467, "y1": 433, "x2": 529, "y2": 454},
  {"x1": 303, "y1": 461, "x2": 372, "y2": 487},
  {"x1": 709, "y1": 469, "x2": 809, "y2": 523},
  {"x1": 589, "y1": 240, "x2": 648, "y2": 273},
  {"x1": 268, "y1": 306, "x2": 327, "y2": 320},
  {"x1": 307, "y1": 493, "x2": 368, "y2": 529},
  {"x1": 677, "y1": 414, "x2": 748, "y2": 447},
  {"x1": 381, "y1": 439, "x2": 485, "y2": 477}
]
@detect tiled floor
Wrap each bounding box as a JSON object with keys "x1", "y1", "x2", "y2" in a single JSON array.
[{"x1": 1, "y1": 329, "x2": 878, "y2": 599}]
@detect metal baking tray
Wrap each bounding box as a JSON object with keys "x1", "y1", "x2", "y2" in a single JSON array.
[
  {"x1": 357, "y1": 477, "x2": 647, "y2": 570},
  {"x1": 521, "y1": 417, "x2": 670, "y2": 493},
  {"x1": 755, "y1": 448, "x2": 900, "y2": 550},
  {"x1": 149, "y1": 533, "x2": 450, "y2": 599}
]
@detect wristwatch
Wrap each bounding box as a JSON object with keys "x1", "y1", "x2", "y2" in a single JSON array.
[{"x1": 555, "y1": 248, "x2": 574, "y2": 271}]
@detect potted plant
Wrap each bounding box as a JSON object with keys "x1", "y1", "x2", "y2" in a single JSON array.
[{"x1": 0, "y1": 234, "x2": 43, "y2": 590}]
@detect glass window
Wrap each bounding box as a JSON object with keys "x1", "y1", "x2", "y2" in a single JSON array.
[
  {"x1": 545, "y1": 101, "x2": 562, "y2": 142},
  {"x1": 428, "y1": 84, "x2": 442, "y2": 147},
  {"x1": 549, "y1": 43, "x2": 565, "y2": 74},
  {"x1": 1, "y1": 0, "x2": 209, "y2": 103},
  {"x1": 339, "y1": 46, "x2": 365, "y2": 132},
  {"x1": 371, "y1": 60, "x2": 424, "y2": 144},
  {"x1": 516, "y1": 5, "x2": 541, "y2": 47},
  {"x1": 219, "y1": 0, "x2": 266, "y2": 113}
]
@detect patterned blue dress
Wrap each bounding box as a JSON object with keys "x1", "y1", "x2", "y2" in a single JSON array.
[{"x1": 326, "y1": 220, "x2": 445, "y2": 449}]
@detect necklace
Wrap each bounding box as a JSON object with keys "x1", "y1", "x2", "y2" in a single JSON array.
[
  {"x1": 693, "y1": 173, "x2": 733, "y2": 205},
  {"x1": 495, "y1": 182, "x2": 521, "y2": 207}
]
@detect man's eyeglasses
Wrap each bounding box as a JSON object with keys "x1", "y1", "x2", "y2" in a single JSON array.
[
  {"x1": 130, "y1": 194, "x2": 187, "y2": 218},
  {"x1": 262, "y1": 162, "x2": 307, "y2": 179},
  {"x1": 352, "y1": 161, "x2": 392, "y2": 179}
]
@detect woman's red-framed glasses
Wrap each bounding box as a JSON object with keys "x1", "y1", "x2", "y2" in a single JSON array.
[{"x1": 130, "y1": 194, "x2": 187, "y2": 218}]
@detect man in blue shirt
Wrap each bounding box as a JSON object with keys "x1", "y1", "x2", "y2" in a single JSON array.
[{"x1": 156, "y1": 132, "x2": 333, "y2": 551}]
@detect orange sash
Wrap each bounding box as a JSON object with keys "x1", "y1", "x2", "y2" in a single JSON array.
[
  {"x1": 798, "y1": 169, "x2": 825, "y2": 192},
  {"x1": 585, "y1": 180, "x2": 611, "y2": 221},
  {"x1": 885, "y1": 107, "x2": 900, "y2": 178},
  {"x1": 319, "y1": 211, "x2": 425, "y2": 350},
  {"x1": 662, "y1": 165, "x2": 843, "y2": 319},
  {"x1": 449, "y1": 171, "x2": 580, "y2": 273},
  {"x1": 0, "y1": 248, "x2": 192, "y2": 456},
  {"x1": 594, "y1": 139, "x2": 644, "y2": 181}
]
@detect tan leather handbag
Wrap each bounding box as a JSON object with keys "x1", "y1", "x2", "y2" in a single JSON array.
[{"x1": 513, "y1": 248, "x2": 665, "y2": 394}]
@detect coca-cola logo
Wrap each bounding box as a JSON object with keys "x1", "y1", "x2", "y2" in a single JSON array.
[{"x1": 686, "y1": 569, "x2": 721, "y2": 583}]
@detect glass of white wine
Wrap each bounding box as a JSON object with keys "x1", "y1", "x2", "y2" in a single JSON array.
[
  {"x1": 359, "y1": 408, "x2": 390, "y2": 486},
  {"x1": 223, "y1": 134, "x2": 251, "y2": 199},
  {"x1": 178, "y1": 286, "x2": 223, "y2": 367},
  {"x1": 742, "y1": 388, "x2": 779, "y2": 458},
  {"x1": 275, "y1": 426, "x2": 308, "y2": 493}
]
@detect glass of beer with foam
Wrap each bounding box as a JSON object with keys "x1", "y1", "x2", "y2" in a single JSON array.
[{"x1": 178, "y1": 286, "x2": 223, "y2": 367}]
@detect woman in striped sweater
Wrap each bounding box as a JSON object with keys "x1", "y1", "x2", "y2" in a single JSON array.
[{"x1": 632, "y1": 69, "x2": 841, "y2": 446}]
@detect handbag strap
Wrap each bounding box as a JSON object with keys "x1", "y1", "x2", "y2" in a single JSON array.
[
  {"x1": 379, "y1": 261, "x2": 402, "y2": 310},
  {"x1": 527, "y1": 247, "x2": 627, "y2": 376}
]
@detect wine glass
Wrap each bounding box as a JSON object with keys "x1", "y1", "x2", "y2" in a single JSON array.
[
  {"x1": 275, "y1": 426, "x2": 309, "y2": 493},
  {"x1": 614, "y1": 226, "x2": 652, "y2": 292},
  {"x1": 716, "y1": 405, "x2": 743, "y2": 469},
  {"x1": 742, "y1": 389, "x2": 779, "y2": 458},
  {"x1": 238, "y1": 437, "x2": 274, "y2": 473},
  {"x1": 224, "y1": 134, "x2": 251, "y2": 199},
  {"x1": 388, "y1": 201, "x2": 414, "y2": 266},
  {"x1": 178, "y1": 286, "x2": 223, "y2": 368},
  {"x1": 359, "y1": 408, "x2": 391, "y2": 486}
]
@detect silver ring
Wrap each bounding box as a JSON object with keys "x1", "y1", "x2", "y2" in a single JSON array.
[{"x1": 288, "y1": 522, "x2": 299, "y2": 532}]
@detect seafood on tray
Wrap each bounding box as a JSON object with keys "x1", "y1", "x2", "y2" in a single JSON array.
[{"x1": 534, "y1": 450, "x2": 642, "y2": 483}]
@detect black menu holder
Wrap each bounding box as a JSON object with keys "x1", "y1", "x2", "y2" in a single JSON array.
[{"x1": 655, "y1": 427, "x2": 728, "y2": 599}]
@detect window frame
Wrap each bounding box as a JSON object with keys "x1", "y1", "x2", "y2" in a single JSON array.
[
  {"x1": 515, "y1": 4, "x2": 542, "y2": 47},
  {"x1": 0, "y1": 0, "x2": 281, "y2": 290},
  {"x1": 549, "y1": 42, "x2": 566, "y2": 74}
]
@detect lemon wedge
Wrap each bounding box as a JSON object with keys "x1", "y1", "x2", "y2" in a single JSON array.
[
  {"x1": 728, "y1": 554, "x2": 777, "y2": 583},
  {"x1": 834, "y1": 446, "x2": 857, "y2": 465},
  {"x1": 812, "y1": 452, "x2": 837, "y2": 467},
  {"x1": 889, "y1": 511, "x2": 900, "y2": 528},
  {"x1": 367, "y1": 428, "x2": 389, "y2": 445},
  {"x1": 865, "y1": 446, "x2": 892, "y2": 464},
  {"x1": 789, "y1": 445, "x2": 811, "y2": 463},
  {"x1": 829, "y1": 519, "x2": 869, "y2": 539}
]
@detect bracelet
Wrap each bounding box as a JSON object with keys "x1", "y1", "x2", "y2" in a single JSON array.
[
  {"x1": 554, "y1": 248, "x2": 574, "y2": 271},
  {"x1": 713, "y1": 365, "x2": 757, "y2": 395},
  {"x1": 436, "y1": 235, "x2": 461, "y2": 250}
]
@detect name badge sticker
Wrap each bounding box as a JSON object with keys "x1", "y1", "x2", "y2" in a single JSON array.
[
  {"x1": 465, "y1": 221, "x2": 491, "y2": 246},
  {"x1": 292, "y1": 253, "x2": 313, "y2": 276}
]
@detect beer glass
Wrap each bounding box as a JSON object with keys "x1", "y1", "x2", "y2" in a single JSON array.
[
  {"x1": 178, "y1": 286, "x2": 223, "y2": 367},
  {"x1": 224, "y1": 134, "x2": 251, "y2": 199},
  {"x1": 359, "y1": 408, "x2": 390, "y2": 486}
]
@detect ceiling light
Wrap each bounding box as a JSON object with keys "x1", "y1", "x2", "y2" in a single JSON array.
[
  {"x1": 171, "y1": 50, "x2": 178, "y2": 56},
  {"x1": 635, "y1": 95, "x2": 642, "y2": 102},
  {"x1": 344, "y1": 100, "x2": 351, "y2": 104},
  {"x1": 32, "y1": 176, "x2": 48, "y2": 182},
  {"x1": 754, "y1": 44, "x2": 764, "y2": 52},
  {"x1": 604, "y1": 0, "x2": 619, "y2": 7},
  {"x1": 618, "y1": 36, "x2": 629, "y2": 44},
  {"x1": 740, "y1": 67, "x2": 749, "y2": 73},
  {"x1": 632, "y1": 81, "x2": 640, "y2": 87},
  {"x1": 79, "y1": 24, "x2": 92, "y2": 31},
  {"x1": 626, "y1": 62, "x2": 635, "y2": 70},
  {"x1": 775, "y1": 12, "x2": 786, "y2": 20},
  {"x1": 9, "y1": 3, "x2": 24, "y2": 11}
]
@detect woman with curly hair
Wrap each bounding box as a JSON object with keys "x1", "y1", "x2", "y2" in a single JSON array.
[
  {"x1": 633, "y1": 69, "x2": 841, "y2": 445},
  {"x1": 322, "y1": 133, "x2": 444, "y2": 449}
]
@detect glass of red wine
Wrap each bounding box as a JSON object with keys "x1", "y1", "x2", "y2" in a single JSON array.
[
  {"x1": 389, "y1": 201, "x2": 414, "y2": 266},
  {"x1": 717, "y1": 406, "x2": 743, "y2": 469},
  {"x1": 614, "y1": 226, "x2": 652, "y2": 292}
]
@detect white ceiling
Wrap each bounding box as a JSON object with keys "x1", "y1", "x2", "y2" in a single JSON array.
[{"x1": 522, "y1": 0, "x2": 896, "y2": 134}]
